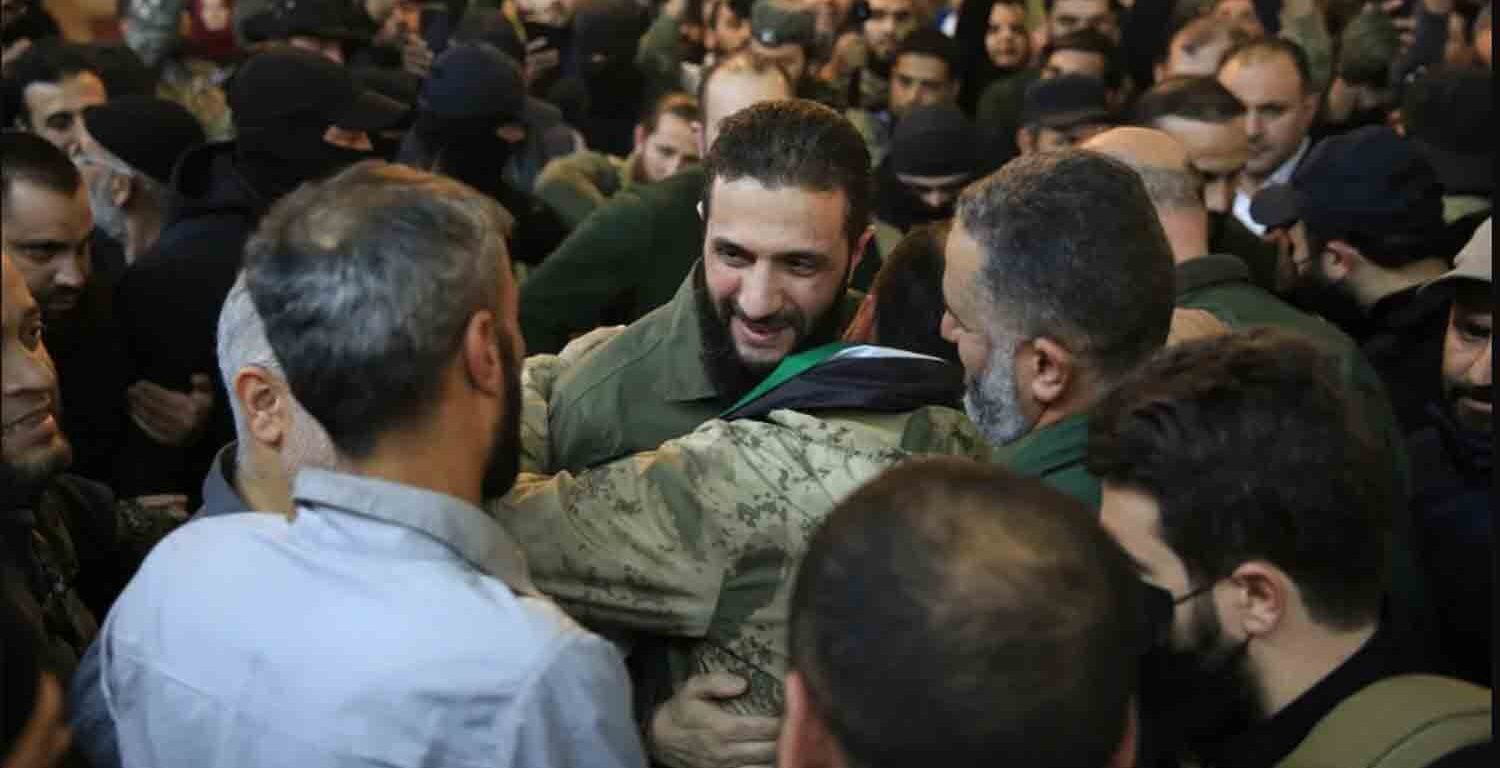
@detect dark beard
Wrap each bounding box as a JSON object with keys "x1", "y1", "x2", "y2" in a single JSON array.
[
  {"x1": 1137, "y1": 593, "x2": 1263, "y2": 766},
  {"x1": 0, "y1": 437, "x2": 72, "y2": 511},
  {"x1": 1283, "y1": 262, "x2": 1370, "y2": 339},
  {"x1": 692, "y1": 262, "x2": 846, "y2": 406},
  {"x1": 480, "y1": 331, "x2": 524, "y2": 499}
]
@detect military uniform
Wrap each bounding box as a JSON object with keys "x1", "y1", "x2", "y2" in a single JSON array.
[
  {"x1": 503, "y1": 367, "x2": 987, "y2": 717},
  {"x1": 519, "y1": 165, "x2": 707, "y2": 355},
  {"x1": 991, "y1": 413, "x2": 1099, "y2": 509},
  {"x1": 547, "y1": 265, "x2": 863, "y2": 473}
]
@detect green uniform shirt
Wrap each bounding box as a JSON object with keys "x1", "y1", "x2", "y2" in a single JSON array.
[
  {"x1": 547, "y1": 267, "x2": 865, "y2": 474},
  {"x1": 519, "y1": 165, "x2": 707, "y2": 355},
  {"x1": 992, "y1": 413, "x2": 1100, "y2": 509}
]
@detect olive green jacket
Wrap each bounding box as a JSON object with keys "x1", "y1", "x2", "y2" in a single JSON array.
[
  {"x1": 519, "y1": 165, "x2": 707, "y2": 355},
  {"x1": 991, "y1": 413, "x2": 1100, "y2": 509},
  {"x1": 545, "y1": 266, "x2": 864, "y2": 473}
]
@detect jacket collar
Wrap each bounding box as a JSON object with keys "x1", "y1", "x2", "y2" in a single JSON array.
[
  {"x1": 655, "y1": 266, "x2": 721, "y2": 403},
  {"x1": 1175, "y1": 253, "x2": 1253, "y2": 297}
]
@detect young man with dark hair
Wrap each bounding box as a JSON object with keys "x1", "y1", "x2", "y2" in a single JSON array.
[
  {"x1": 87, "y1": 161, "x2": 646, "y2": 767},
  {"x1": 501, "y1": 105, "x2": 983, "y2": 760},
  {"x1": 942, "y1": 149, "x2": 1177, "y2": 507},
  {"x1": 1046, "y1": 0, "x2": 1120, "y2": 42},
  {"x1": 542, "y1": 98, "x2": 872, "y2": 473},
  {"x1": 1089, "y1": 328, "x2": 1491, "y2": 768},
  {"x1": 819, "y1": 0, "x2": 925, "y2": 111},
  {"x1": 779, "y1": 458, "x2": 1142, "y2": 768},
  {"x1": 1251, "y1": 126, "x2": 1453, "y2": 432},
  {"x1": 3, "y1": 38, "x2": 106, "y2": 155},
  {"x1": 536, "y1": 91, "x2": 702, "y2": 229},
  {"x1": 1041, "y1": 28, "x2": 1125, "y2": 99},
  {"x1": 519, "y1": 51, "x2": 793, "y2": 356},
  {"x1": 847, "y1": 27, "x2": 959, "y2": 163},
  {"x1": 1217, "y1": 38, "x2": 1320, "y2": 236}
]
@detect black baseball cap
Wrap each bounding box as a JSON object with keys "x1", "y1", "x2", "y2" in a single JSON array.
[
  {"x1": 752, "y1": 0, "x2": 816, "y2": 49},
  {"x1": 1022, "y1": 75, "x2": 1114, "y2": 130},
  {"x1": 229, "y1": 49, "x2": 407, "y2": 132},
  {"x1": 1402, "y1": 68, "x2": 1493, "y2": 196},
  {"x1": 81, "y1": 97, "x2": 206, "y2": 184},
  {"x1": 1251, "y1": 126, "x2": 1445, "y2": 254}
]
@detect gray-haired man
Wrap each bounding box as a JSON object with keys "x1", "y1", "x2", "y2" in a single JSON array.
[{"x1": 81, "y1": 161, "x2": 646, "y2": 767}]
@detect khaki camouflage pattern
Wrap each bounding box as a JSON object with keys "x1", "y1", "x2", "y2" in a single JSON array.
[{"x1": 496, "y1": 406, "x2": 988, "y2": 716}]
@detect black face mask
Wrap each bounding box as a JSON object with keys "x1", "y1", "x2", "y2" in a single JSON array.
[{"x1": 1136, "y1": 581, "x2": 1263, "y2": 766}]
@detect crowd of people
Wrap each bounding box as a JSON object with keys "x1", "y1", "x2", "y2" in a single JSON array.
[{"x1": 0, "y1": 0, "x2": 1493, "y2": 766}]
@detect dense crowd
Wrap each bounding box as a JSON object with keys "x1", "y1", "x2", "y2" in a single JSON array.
[{"x1": 0, "y1": 0, "x2": 1493, "y2": 766}]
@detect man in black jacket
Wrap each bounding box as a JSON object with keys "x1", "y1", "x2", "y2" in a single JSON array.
[{"x1": 112, "y1": 49, "x2": 402, "y2": 500}]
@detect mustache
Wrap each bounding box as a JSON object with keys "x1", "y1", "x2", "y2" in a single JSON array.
[
  {"x1": 1453, "y1": 384, "x2": 1492, "y2": 404},
  {"x1": 724, "y1": 300, "x2": 801, "y2": 333}
]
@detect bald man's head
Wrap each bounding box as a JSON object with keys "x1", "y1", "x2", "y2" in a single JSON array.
[{"x1": 1084, "y1": 128, "x2": 1201, "y2": 211}]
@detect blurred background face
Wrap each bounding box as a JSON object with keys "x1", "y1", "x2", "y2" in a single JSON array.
[
  {"x1": 751, "y1": 39, "x2": 809, "y2": 82},
  {"x1": 986, "y1": 3, "x2": 1030, "y2": 70},
  {"x1": 1049, "y1": 0, "x2": 1118, "y2": 41},
  {"x1": 1442, "y1": 283, "x2": 1492, "y2": 434},
  {"x1": 1, "y1": 180, "x2": 93, "y2": 320},
  {"x1": 21, "y1": 72, "x2": 107, "y2": 156},
  {"x1": 638, "y1": 113, "x2": 701, "y2": 182},
  {"x1": 812, "y1": 0, "x2": 853, "y2": 39},
  {"x1": 516, "y1": 0, "x2": 573, "y2": 26},
  {"x1": 1, "y1": 254, "x2": 72, "y2": 494},
  {"x1": 1043, "y1": 48, "x2": 1107, "y2": 81},
  {"x1": 889, "y1": 53, "x2": 954, "y2": 118},
  {"x1": 1218, "y1": 55, "x2": 1314, "y2": 179},
  {"x1": 1212, "y1": 0, "x2": 1264, "y2": 38},
  {"x1": 864, "y1": 0, "x2": 919, "y2": 63},
  {"x1": 714, "y1": 2, "x2": 752, "y2": 55},
  {"x1": 1156, "y1": 115, "x2": 1249, "y2": 214}
]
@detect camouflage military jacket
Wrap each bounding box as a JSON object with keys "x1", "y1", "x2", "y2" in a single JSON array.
[{"x1": 497, "y1": 406, "x2": 989, "y2": 717}]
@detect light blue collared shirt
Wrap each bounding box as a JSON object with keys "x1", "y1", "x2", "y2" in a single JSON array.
[{"x1": 90, "y1": 469, "x2": 646, "y2": 768}]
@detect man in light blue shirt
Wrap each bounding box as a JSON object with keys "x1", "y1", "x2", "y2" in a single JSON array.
[{"x1": 82, "y1": 160, "x2": 647, "y2": 767}]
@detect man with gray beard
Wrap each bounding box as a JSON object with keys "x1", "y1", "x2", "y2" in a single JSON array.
[
  {"x1": 74, "y1": 97, "x2": 205, "y2": 265},
  {"x1": 940, "y1": 149, "x2": 1176, "y2": 508}
]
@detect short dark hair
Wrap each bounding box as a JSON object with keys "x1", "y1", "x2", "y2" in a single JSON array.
[
  {"x1": 1134, "y1": 75, "x2": 1246, "y2": 126},
  {"x1": 1220, "y1": 37, "x2": 1314, "y2": 94},
  {"x1": 640, "y1": 91, "x2": 701, "y2": 134},
  {"x1": 1042, "y1": 28, "x2": 1124, "y2": 89},
  {"x1": 872, "y1": 222, "x2": 958, "y2": 363},
  {"x1": 703, "y1": 99, "x2": 872, "y2": 245},
  {"x1": 0, "y1": 130, "x2": 82, "y2": 217},
  {"x1": 894, "y1": 27, "x2": 959, "y2": 80},
  {"x1": 789, "y1": 457, "x2": 1143, "y2": 768},
  {"x1": 695, "y1": 50, "x2": 794, "y2": 119},
  {"x1": 1088, "y1": 328, "x2": 1394, "y2": 629},
  {"x1": 243, "y1": 161, "x2": 514, "y2": 459},
  {"x1": 2, "y1": 39, "x2": 102, "y2": 129},
  {"x1": 955, "y1": 150, "x2": 1175, "y2": 381}
]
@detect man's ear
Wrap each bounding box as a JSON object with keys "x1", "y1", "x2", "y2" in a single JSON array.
[
  {"x1": 1323, "y1": 240, "x2": 1361, "y2": 282},
  {"x1": 234, "y1": 366, "x2": 287, "y2": 452},
  {"x1": 1224, "y1": 560, "x2": 1290, "y2": 640},
  {"x1": 462, "y1": 309, "x2": 504, "y2": 398},
  {"x1": 497, "y1": 123, "x2": 526, "y2": 144},
  {"x1": 780, "y1": 671, "x2": 839, "y2": 768},
  {"x1": 634, "y1": 123, "x2": 649, "y2": 150},
  {"x1": 1023, "y1": 336, "x2": 1075, "y2": 410}
]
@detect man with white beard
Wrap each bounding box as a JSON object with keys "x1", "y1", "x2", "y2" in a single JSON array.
[
  {"x1": 74, "y1": 97, "x2": 206, "y2": 264},
  {"x1": 940, "y1": 148, "x2": 1177, "y2": 508}
]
